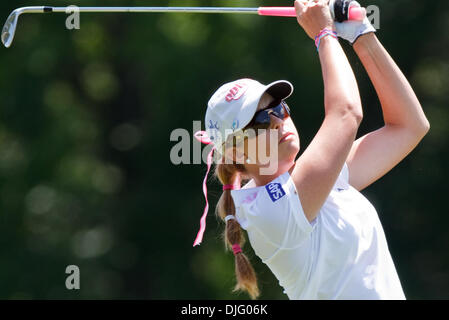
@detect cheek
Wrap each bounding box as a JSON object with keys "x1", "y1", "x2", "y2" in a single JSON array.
[
  {"x1": 264, "y1": 131, "x2": 280, "y2": 155},
  {"x1": 244, "y1": 133, "x2": 275, "y2": 159},
  {"x1": 285, "y1": 118, "x2": 298, "y2": 133},
  {"x1": 245, "y1": 131, "x2": 299, "y2": 160},
  {"x1": 244, "y1": 136, "x2": 257, "y2": 156},
  {"x1": 285, "y1": 120, "x2": 301, "y2": 143}
]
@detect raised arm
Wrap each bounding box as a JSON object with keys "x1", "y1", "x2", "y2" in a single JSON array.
[
  {"x1": 291, "y1": 0, "x2": 363, "y2": 221},
  {"x1": 345, "y1": 33, "x2": 430, "y2": 191}
]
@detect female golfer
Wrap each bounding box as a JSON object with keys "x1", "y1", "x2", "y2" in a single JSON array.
[{"x1": 193, "y1": 0, "x2": 430, "y2": 299}]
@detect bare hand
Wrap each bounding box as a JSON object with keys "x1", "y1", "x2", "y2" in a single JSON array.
[{"x1": 294, "y1": 0, "x2": 335, "y2": 39}]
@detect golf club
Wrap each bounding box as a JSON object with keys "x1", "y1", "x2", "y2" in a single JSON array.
[{"x1": 2, "y1": 2, "x2": 366, "y2": 48}]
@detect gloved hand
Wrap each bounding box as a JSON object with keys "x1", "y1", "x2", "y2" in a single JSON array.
[{"x1": 332, "y1": 1, "x2": 376, "y2": 45}]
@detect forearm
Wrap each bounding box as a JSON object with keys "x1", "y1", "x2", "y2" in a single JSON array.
[
  {"x1": 353, "y1": 33, "x2": 430, "y2": 132},
  {"x1": 319, "y1": 36, "x2": 363, "y2": 121}
]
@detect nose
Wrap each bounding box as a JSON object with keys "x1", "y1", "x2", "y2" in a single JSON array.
[{"x1": 270, "y1": 114, "x2": 284, "y2": 131}]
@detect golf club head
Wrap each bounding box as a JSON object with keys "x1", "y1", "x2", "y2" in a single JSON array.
[{"x1": 2, "y1": 9, "x2": 20, "y2": 48}]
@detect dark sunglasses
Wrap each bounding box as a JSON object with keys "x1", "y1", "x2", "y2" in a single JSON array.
[{"x1": 244, "y1": 100, "x2": 291, "y2": 131}]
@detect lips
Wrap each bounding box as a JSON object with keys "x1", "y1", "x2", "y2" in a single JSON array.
[{"x1": 279, "y1": 132, "x2": 294, "y2": 143}]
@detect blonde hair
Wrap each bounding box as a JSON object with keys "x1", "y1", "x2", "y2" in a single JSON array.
[
  {"x1": 210, "y1": 92, "x2": 275, "y2": 299},
  {"x1": 213, "y1": 159, "x2": 260, "y2": 300}
]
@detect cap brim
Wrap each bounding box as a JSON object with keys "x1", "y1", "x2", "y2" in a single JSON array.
[
  {"x1": 231, "y1": 80, "x2": 294, "y2": 135},
  {"x1": 264, "y1": 80, "x2": 294, "y2": 102}
]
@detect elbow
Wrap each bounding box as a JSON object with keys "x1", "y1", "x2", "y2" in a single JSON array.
[
  {"x1": 413, "y1": 117, "x2": 430, "y2": 138},
  {"x1": 346, "y1": 102, "x2": 363, "y2": 127},
  {"x1": 410, "y1": 102, "x2": 431, "y2": 137},
  {"x1": 422, "y1": 118, "x2": 430, "y2": 135},
  {"x1": 325, "y1": 99, "x2": 363, "y2": 129},
  {"x1": 407, "y1": 118, "x2": 430, "y2": 142},
  {"x1": 353, "y1": 109, "x2": 364, "y2": 127},
  {"x1": 421, "y1": 120, "x2": 430, "y2": 137},
  {"x1": 326, "y1": 102, "x2": 363, "y2": 130}
]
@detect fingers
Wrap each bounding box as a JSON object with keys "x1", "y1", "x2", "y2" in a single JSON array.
[
  {"x1": 316, "y1": 0, "x2": 330, "y2": 7},
  {"x1": 294, "y1": 0, "x2": 308, "y2": 21},
  {"x1": 296, "y1": 0, "x2": 328, "y2": 11},
  {"x1": 312, "y1": 0, "x2": 330, "y2": 7},
  {"x1": 295, "y1": 0, "x2": 316, "y2": 16},
  {"x1": 294, "y1": 0, "x2": 306, "y2": 14},
  {"x1": 307, "y1": 0, "x2": 319, "y2": 8},
  {"x1": 295, "y1": 0, "x2": 327, "y2": 17}
]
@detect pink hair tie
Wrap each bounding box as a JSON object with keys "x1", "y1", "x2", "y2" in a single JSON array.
[
  {"x1": 223, "y1": 184, "x2": 234, "y2": 190},
  {"x1": 232, "y1": 244, "x2": 242, "y2": 255}
]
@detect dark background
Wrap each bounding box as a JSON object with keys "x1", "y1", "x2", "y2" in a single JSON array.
[{"x1": 0, "y1": 0, "x2": 448, "y2": 299}]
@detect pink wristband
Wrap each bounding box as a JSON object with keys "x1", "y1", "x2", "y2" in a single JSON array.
[{"x1": 314, "y1": 28, "x2": 338, "y2": 52}]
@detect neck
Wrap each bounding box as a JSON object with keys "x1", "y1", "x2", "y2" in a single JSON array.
[{"x1": 248, "y1": 160, "x2": 296, "y2": 187}]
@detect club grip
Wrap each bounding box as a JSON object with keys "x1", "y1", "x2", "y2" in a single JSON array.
[
  {"x1": 258, "y1": 7, "x2": 297, "y2": 17},
  {"x1": 258, "y1": 6, "x2": 365, "y2": 21},
  {"x1": 348, "y1": 6, "x2": 366, "y2": 21}
]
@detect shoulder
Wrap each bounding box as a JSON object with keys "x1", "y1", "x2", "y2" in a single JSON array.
[
  {"x1": 232, "y1": 170, "x2": 314, "y2": 246},
  {"x1": 231, "y1": 171, "x2": 290, "y2": 206}
]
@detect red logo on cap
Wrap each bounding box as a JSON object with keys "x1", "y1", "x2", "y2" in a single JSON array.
[{"x1": 225, "y1": 82, "x2": 248, "y2": 102}]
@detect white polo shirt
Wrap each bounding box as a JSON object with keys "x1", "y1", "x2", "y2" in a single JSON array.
[{"x1": 230, "y1": 163, "x2": 405, "y2": 300}]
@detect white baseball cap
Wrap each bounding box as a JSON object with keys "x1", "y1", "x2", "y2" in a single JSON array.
[
  {"x1": 192, "y1": 78, "x2": 293, "y2": 247},
  {"x1": 204, "y1": 78, "x2": 294, "y2": 156}
]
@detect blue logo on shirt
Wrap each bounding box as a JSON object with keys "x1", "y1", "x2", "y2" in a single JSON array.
[{"x1": 265, "y1": 183, "x2": 286, "y2": 202}]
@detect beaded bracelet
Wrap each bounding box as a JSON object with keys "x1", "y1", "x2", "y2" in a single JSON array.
[{"x1": 314, "y1": 28, "x2": 338, "y2": 52}]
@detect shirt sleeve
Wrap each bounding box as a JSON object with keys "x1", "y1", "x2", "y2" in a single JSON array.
[
  {"x1": 245, "y1": 171, "x2": 314, "y2": 248},
  {"x1": 332, "y1": 162, "x2": 350, "y2": 191},
  {"x1": 342, "y1": 162, "x2": 349, "y2": 184}
]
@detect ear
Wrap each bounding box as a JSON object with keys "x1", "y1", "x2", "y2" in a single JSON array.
[
  {"x1": 223, "y1": 143, "x2": 247, "y2": 165},
  {"x1": 234, "y1": 148, "x2": 246, "y2": 165}
]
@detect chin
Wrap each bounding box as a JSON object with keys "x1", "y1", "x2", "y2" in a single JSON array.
[
  {"x1": 281, "y1": 137, "x2": 299, "y2": 152},
  {"x1": 277, "y1": 150, "x2": 298, "y2": 165}
]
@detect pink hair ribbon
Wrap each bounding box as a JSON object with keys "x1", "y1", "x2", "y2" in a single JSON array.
[
  {"x1": 193, "y1": 131, "x2": 215, "y2": 247},
  {"x1": 192, "y1": 131, "x2": 241, "y2": 247}
]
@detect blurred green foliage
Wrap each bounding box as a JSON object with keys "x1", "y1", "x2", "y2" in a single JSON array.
[{"x1": 0, "y1": 0, "x2": 448, "y2": 299}]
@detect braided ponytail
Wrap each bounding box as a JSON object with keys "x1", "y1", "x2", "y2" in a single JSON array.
[{"x1": 214, "y1": 160, "x2": 260, "y2": 300}]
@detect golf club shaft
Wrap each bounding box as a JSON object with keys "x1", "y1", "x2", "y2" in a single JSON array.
[
  {"x1": 9, "y1": 5, "x2": 366, "y2": 18},
  {"x1": 48, "y1": 6, "x2": 303, "y2": 17},
  {"x1": 2, "y1": 5, "x2": 366, "y2": 48},
  {"x1": 37, "y1": 6, "x2": 261, "y2": 14}
]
